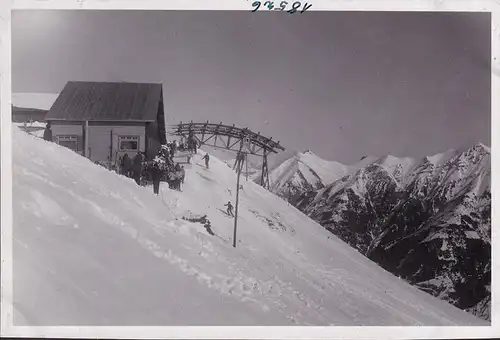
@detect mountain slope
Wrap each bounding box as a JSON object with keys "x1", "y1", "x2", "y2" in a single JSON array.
[
  {"x1": 10, "y1": 126, "x2": 486, "y2": 326},
  {"x1": 289, "y1": 145, "x2": 491, "y2": 321},
  {"x1": 267, "y1": 151, "x2": 349, "y2": 200}
]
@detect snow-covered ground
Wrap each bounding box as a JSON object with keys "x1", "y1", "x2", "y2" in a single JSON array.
[
  {"x1": 12, "y1": 122, "x2": 47, "y2": 139},
  {"x1": 10, "y1": 126, "x2": 487, "y2": 327}
]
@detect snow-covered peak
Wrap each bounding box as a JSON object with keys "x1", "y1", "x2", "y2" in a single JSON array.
[
  {"x1": 298, "y1": 150, "x2": 346, "y2": 171},
  {"x1": 373, "y1": 155, "x2": 419, "y2": 181},
  {"x1": 470, "y1": 142, "x2": 491, "y2": 154},
  {"x1": 268, "y1": 150, "x2": 349, "y2": 195},
  {"x1": 425, "y1": 143, "x2": 490, "y2": 167},
  {"x1": 426, "y1": 148, "x2": 460, "y2": 166}
]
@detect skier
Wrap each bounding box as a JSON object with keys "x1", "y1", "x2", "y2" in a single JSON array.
[
  {"x1": 204, "y1": 220, "x2": 214, "y2": 236},
  {"x1": 224, "y1": 201, "x2": 234, "y2": 217},
  {"x1": 202, "y1": 153, "x2": 210, "y2": 169},
  {"x1": 121, "y1": 153, "x2": 132, "y2": 177},
  {"x1": 43, "y1": 123, "x2": 52, "y2": 142},
  {"x1": 132, "y1": 152, "x2": 144, "y2": 185},
  {"x1": 149, "y1": 162, "x2": 163, "y2": 195}
]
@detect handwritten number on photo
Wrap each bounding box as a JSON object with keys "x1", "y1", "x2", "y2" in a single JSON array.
[
  {"x1": 252, "y1": 1, "x2": 261, "y2": 12},
  {"x1": 251, "y1": 0, "x2": 311, "y2": 13},
  {"x1": 301, "y1": 3, "x2": 312, "y2": 12},
  {"x1": 264, "y1": 1, "x2": 275, "y2": 9},
  {"x1": 288, "y1": 1, "x2": 301, "y2": 14}
]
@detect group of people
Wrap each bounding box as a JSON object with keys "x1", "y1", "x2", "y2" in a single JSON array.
[
  {"x1": 118, "y1": 143, "x2": 187, "y2": 195},
  {"x1": 165, "y1": 163, "x2": 185, "y2": 192},
  {"x1": 119, "y1": 152, "x2": 145, "y2": 185},
  {"x1": 165, "y1": 133, "x2": 199, "y2": 155}
]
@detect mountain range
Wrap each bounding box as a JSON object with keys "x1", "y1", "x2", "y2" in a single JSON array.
[{"x1": 263, "y1": 144, "x2": 491, "y2": 321}]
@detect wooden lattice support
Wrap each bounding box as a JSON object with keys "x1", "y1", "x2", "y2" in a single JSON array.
[{"x1": 168, "y1": 121, "x2": 285, "y2": 190}]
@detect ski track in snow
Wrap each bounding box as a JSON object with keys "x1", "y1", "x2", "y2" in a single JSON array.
[{"x1": 11, "y1": 127, "x2": 488, "y2": 326}]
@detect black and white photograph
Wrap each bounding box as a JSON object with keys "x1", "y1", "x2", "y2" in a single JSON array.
[{"x1": 1, "y1": 1, "x2": 497, "y2": 338}]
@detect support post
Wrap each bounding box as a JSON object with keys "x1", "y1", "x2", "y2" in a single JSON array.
[
  {"x1": 110, "y1": 129, "x2": 113, "y2": 170},
  {"x1": 260, "y1": 149, "x2": 269, "y2": 189},
  {"x1": 245, "y1": 152, "x2": 248, "y2": 181},
  {"x1": 84, "y1": 120, "x2": 89, "y2": 158},
  {"x1": 233, "y1": 142, "x2": 244, "y2": 248},
  {"x1": 233, "y1": 163, "x2": 242, "y2": 248}
]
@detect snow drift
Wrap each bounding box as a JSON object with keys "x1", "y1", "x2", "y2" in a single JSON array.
[{"x1": 11, "y1": 126, "x2": 487, "y2": 326}]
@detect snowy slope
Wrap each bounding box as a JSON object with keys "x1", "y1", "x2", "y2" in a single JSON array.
[
  {"x1": 11, "y1": 126, "x2": 487, "y2": 326},
  {"x1": 12, "y1": 122, "x2": 47, "y2": 139}
]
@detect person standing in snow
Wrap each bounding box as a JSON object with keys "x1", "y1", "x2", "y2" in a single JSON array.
[
  {"x1": 43, "y1": 123, "x2": 52, "y2": 142},
  {"x1": 172, "y1": 141, "x2": 178, "y2": 154},
  {"x1": 167, "y1": 168, "x2": 176, "y2": 189},
  {"x1": 202, "y1": 153, "x2": 210, "y2": 169},
  {"x1": 169, "y1": 142, "x2": 176, "y2": 158},
  {"x1": 224, "y1": 201, "x2": 234, "y2": 217},
  {"x1": 149, "y1": 162, "x2": 163, "y2": 195},
  {"x1": 172, "y1": 164, "x2": 183, "y2": 191},
  {"x1": 121, "y1": 153, "x2": 133, "y2": 177},
  {"x1": 132, "y1": 152, "x2": 144, "y2": 185}
]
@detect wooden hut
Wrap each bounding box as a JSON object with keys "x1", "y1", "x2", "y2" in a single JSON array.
[{"x1": 45, "y1": 81, "x2": 167, "y2": 167}]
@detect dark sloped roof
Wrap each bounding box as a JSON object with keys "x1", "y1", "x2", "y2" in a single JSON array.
[{"x1": 45, "y1": 81, "x2": 163, "y2": 122}]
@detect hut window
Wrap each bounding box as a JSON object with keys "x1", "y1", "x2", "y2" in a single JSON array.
[
  {"x1": 119, "y1": 136, "x2": 139, "y2": 151},
  {"x1": 57, "y1": 135, "x2": 78, "y2": 151}
]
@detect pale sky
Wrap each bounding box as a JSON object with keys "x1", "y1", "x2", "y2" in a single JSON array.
[{"x1": 12, "y1": 10, "x2": 491, "y2": 164}]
